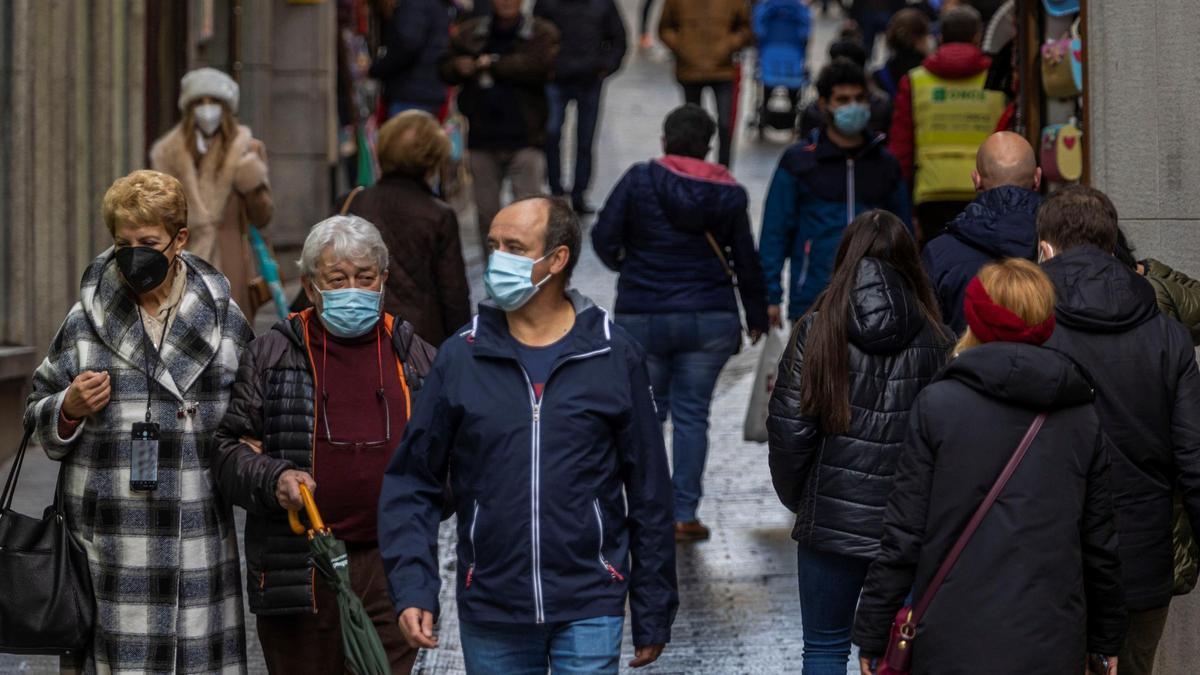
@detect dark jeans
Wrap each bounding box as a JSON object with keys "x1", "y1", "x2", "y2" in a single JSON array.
[
  {"x1": 915, "y1": 200, "x2": 969, "y2": 248},
  {"x1": 639, "y1": 0, "x2": 660, "y2": 35},
  {"x1": 459, "y1": 615, "x2": 624, "y2": 675},
  {"x1": 617, "y1": 311, "x2": 741, "y2": 522},
  {"x1": 854, "y1": 10, "x2": 893, "y2": 62},
  {"x1": 682, "y1": 81, "x2": 735, "y2": 167},
  {"x1": 797, "y1": 546, "x2": 872, "y2": 675},
  {"x1": 546, "y1": 80, "x2": 604, "y2": 201},
  {"x1": 256, "y1": 545, "x2": 417, "y2": 674},
  {"x1": 1119, "y1": 606, "x2": 1169, "y2": 675}
]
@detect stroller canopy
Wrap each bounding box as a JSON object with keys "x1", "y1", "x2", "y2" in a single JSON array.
[{"x1": 753, "y1": 0, "x2": 811, "y2": 90}]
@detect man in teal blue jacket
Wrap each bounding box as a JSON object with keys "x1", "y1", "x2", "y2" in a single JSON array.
[{"x1": 760, "y1": 59, "x2": 910, "y2": 325}]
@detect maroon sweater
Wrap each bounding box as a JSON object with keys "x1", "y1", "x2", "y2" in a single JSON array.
[{"x1": 309, "y1": 317, "x2": 409, "y2": 543}]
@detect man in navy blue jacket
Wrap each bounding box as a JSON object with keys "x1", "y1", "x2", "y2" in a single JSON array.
[
  {"x1": 593, "y1": 104, "x2": 768, "y2": 541},
  {"x1": 760, "y1": 59, "x2": 910, "y2": 326},
  {"x1": 379, "y1": 197, "x2": 678, "y2": 673},
  {"x1": 371, "y1": 0, "x2": 454, "y2": 117},
  {"x1": 921, "y1": 131, "x2": 1042, "y2": 333}
]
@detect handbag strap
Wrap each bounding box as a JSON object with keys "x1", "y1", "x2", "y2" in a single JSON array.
[
  {"x1": 1, "y1": 424, "x2": 35, "y2": 513},
  {"x1": 704, "y1": 232, "x2": 737, "y2": 283},
  {"x1": 339, "y1": 186, "x2": 365, "y2": 216},
  {"x1": 907, "y1": 413, "x2": 1047, "y2": 627}
]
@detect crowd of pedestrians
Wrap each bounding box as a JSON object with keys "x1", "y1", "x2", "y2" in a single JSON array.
[{"x1": 15, "y1": 1, "x2": 1200, "y2": 675}]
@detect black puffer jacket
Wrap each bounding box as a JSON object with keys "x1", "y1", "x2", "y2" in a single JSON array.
[
  {"x1": 533, "y1": 0, "x2": 627, "y2": 82},
  {"x1": 212, "y1": 310, "x2": 436, "y2": 615},
  {"x1": 853, "y1": 343, "x2": 1127, "y2": 671},
  {"x1": 767, "y1": 258, "x2": 953, "y2": 558},
  {"x1": 1044, "y1": 246, "x2": 1200, "y2": 612}
]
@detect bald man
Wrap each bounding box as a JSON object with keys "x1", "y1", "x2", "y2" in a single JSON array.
[{"x1": 920, "y1": 132, "x2": 1043, "y2": 333}]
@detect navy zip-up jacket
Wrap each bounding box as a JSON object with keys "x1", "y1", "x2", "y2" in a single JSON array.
[
  {"x1": 760, "y1": 130, "x2": 910, "y2": 320},
  {"x1": 920, "y1": 186, "x2": 1041, "y2": 334},
  {"x1": 369, "y1": 0, "x2": 453, "y2": 109},
  {"x1": 378, "y1": 291, "x2": 679, "y2": 646},
  {"x1": 592, "y1": 155, "x2": 770, "y2": 333}
]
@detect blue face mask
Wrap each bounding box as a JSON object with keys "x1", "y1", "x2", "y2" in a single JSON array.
[
  {"x1": 318, "y1": 288, "x2": 383, "y2": 338},
  {"x1": 832, "y1": 103, "x2": 871, "y2": 136},
  {"x1": 485, "y1": 250, "x2": 554, "y2": 312}
]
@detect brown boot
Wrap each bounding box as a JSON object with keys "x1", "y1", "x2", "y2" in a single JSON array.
[{"x1": 675, "y1": 521, "x2": 711, "y2": 542}]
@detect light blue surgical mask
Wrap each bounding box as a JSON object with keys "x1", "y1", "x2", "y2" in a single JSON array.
[
  {"x1": 485, "y1": 249, "x2": 554, "y2": 312},
  {"x1": 318, "y1": 287, "x2": 383, "y2": 338},
  {"x1": 832, "y1": 103, "x2": 871, "y2": 136}
]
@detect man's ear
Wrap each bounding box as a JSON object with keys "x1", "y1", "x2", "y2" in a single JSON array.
[
  {"x1": 549, "y1": 245, "x2": 570, "y2": 276},
  {"x1": 971, "y1": 170, "x2": 984, "y2": 192},
  {"x1": 302, "y1": 276, "x2": 319, "y2": 307},
  {"x1": 1032, "y1": 167, "x2": 1043, "y2": 192},
  {"x1": 1038, "y1": 240, "x2": 1057, "y2": 263}
]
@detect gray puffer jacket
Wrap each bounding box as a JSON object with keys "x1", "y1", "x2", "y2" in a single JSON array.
[{"x1": 767, "y1": 258, "x2": 953, "y2": 558}]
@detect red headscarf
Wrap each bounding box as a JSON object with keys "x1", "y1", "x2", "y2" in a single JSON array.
[{"x1": 962, "y1": 276, "x2": 1056, "y2": 346}]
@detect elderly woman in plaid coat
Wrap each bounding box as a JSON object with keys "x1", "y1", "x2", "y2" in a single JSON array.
[{"x1": 24, "y1": 170, "x2": 253, "y2": 674}]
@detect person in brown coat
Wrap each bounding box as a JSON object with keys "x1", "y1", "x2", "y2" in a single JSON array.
[
  {"x1": 150, "y1": 67, "x2": 274, "y2": 319},
  {"x1": 658, "y1": 0, "x2": 752, "y2": 167},
  {"x1": 343, "y1": 110, "x2": 471, "y2": 346}
]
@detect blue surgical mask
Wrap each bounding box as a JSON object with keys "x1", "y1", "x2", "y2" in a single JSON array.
[
  {"x1": 832, "y1": 103, "x2": 871, "y2": 136},
  {"x1": 318, "y1": 288, "x2": 383, "y2": 338},
  {"x1": 485, "y1": 250, "x2": 553, "y2": 312}
]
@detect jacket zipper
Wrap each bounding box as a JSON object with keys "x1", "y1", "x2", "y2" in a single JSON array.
[
  {"x1": 846, "y1": 157, "x2": 857, "y2": 225},
  {"x1": 466, "y1": 500, "x2": 480, "y2": 589},
  {"x1": 592, "y1": 498, "x2": 625, "y2": 582},
  {"x1": 519, "y1": 346, "x2": 612, "y2": 625}
]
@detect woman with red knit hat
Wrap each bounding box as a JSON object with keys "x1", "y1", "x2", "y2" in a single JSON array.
[{"x1": 853, "y1": 258, "x2": 1126, "y2": 675}]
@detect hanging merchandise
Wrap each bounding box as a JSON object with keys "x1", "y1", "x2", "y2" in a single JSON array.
[
  {"x1": 1041, "y1": 33, "x2": 1080, "y2": 99},
  {"x1": 1040, "y1": 118, "x2": 1083, "y2": 183},
  {"x1": 1042, "y1": 0, "x2": 1079, "y2": 17},
  {"x1": 1070, "y1": 20, "x2": 1084, "y2": 93}
]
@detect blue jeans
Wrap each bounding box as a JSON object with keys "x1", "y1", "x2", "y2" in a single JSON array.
[
  {"x1": 616, "y1": 311, "x2": 741, "y2": 522},
  {"x1": 459, "y1": 615, "x2": 624, "y2": 675},
  {"x1": 797, "y1": 546, "x2": 872, "y2": 675},
  {"x1": 387, "y1": 101, "x2": 441, "y2": 118},
  {"x1": 545, "y1": 80, "x2": 603, "y2": 200}
]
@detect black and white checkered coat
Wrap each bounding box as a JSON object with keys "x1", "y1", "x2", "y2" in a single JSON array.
[{"x1": 25, "y1": 250, "x2": 253, "y2": 674}]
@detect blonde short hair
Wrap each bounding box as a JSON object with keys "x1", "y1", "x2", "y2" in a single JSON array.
[
  {"x1": 377, "y1": 110, "x2": 451, "y2": 179},
  {"x1": 956, "y1": 258, "x2": 1056, "y2": 354},
  {"x1": 102, "y1": 170, "x2": 188, "y2": 237}
]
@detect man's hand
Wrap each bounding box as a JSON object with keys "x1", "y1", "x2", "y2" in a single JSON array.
[
  {"x1": 398, "y1": 608, "x2": 439, "y2": 649},
  {"x1": 859, "y1": 655, "x2": 876, "y2": 675},
  {"x1": 629, "y1": 644, "x2": 664, "y2": 668},
  {"x1": 453, "y1": 56, "x2": 477, "y2": 77},
  {"x1": 63, "y1": 370, "x2": 111, "y2": 420},
  {"x1": 476, "y1": 54, "x2": 494, "y2": 70},
  {"x1": 767, "y1": 305, "x2": 784, "y2": 329},
  {"x1": 275, "y1": 470, "x2": 315, "y2": 511},
  {"x1": 748, "y1": 328, "x2": 764, "y2": 345}
]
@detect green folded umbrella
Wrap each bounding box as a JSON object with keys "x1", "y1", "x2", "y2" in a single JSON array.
[{"x1": 290, "y1": 485, "x2": 390, "y2": 675}]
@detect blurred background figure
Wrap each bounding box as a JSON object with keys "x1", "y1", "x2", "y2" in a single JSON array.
[
  {"x1": 872, "y1": 7, "x2": 931, "y2": 98},
  {"x1": 150, "y1": 67, "x2": 274, "y2": 319},
  {"x1": 370, "y1": 0, "x2": 454, "y2": 118},
  {"x1": 342, "y1": 110, "x2": 471, "y2": 346}
]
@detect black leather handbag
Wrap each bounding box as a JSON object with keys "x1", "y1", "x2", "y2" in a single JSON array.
[{"x1": 0, "y1": 423, "x2": 95, "y2": 655}]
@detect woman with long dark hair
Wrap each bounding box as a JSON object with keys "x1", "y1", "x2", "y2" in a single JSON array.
[{"x1": 767, "y1": 210, "x2": 953, "y2": 674}]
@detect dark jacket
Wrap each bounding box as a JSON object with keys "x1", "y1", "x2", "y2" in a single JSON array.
[
  {"x1": 1043, "y1": 246, "x2": 1200, "y2": 612},
  {"x1": 378, "y1": 292, "x2": 679, "y2": 647},
  {"x1": 211, "y1": 310, "x2": 437, "y2": 616},
  {"x1": 370, "y1": 0, "x2": 453, "y2": 108},
  {"x1": 760, "y1": 131, "x2": 911, "y2": 319},
  {"x1": 853, "y1": 343, "x2": 1127, "y2": 670},
  {"x1": 1144, "y1": 258, "x2": 1200, "y2": 345},
  {"x1": 767, "y1": 259, "x2": 953, "y2": 558},
  {"x1": 438, "y1": 15, "x2": 560, "y2": 149},
  {"x1": 533, "y1": 0, "x2": 627, "y2": 82},
  {"x1": 592, "y1": 155, "x2": 769, "y2": 333},
  {"x1": 345, "y1": 173, "x2": 471, "y2": 346},
  {"x1": 921, "y1": 186, "x2": 1041, "y2": 334}
]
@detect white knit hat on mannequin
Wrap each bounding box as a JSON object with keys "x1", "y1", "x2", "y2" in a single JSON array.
[{"x1": 178, "y1": 67, "x2": 239, "y2": 113}]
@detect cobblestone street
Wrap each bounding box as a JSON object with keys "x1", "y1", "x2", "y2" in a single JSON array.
[{"x1": 1, "y1": 2, "x2": 848, "y2": 672}]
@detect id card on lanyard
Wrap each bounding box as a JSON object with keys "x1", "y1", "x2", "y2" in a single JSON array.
[{"x1": 130, "y1": 303, "x2": 173, "y2": 493}]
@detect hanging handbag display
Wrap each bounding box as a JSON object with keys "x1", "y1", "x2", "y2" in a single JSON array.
[
  {"x1": 0, "y1": 423, "x2": 95, "y2": 656},
  {"x1": 1040, "y1": 119, "x2": 1083, "y2": 184},
  {"x1": 878, "y1": 414, "x2": 1047, "y2": 675},
  {"x1": 1041, "y1": 32, "x2": 1080, "y2": 99}
]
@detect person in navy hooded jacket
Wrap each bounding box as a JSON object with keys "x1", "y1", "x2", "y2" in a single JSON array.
[
  {"x1": 592, "y1": 104, "x2": 769, "y2": 541},
  {"x1": 760, "y1": 58, "x2": 910, "y2": 327},
  {"x1": 380, "y1": 197, "x2": 678, "y2": 673},
  {"x1": 921, "y1": 131, "x2": 1042, "y2": 334}
]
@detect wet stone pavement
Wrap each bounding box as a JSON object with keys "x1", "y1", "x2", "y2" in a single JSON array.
[{"x1": 0, "y1": 2, "x2": 855, "y2": 672}]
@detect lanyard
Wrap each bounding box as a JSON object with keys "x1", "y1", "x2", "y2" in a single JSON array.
[{"x1": 137, "y1": 303, "x2": 174, "y2": 424}]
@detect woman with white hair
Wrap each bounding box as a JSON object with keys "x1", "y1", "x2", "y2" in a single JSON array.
[
  {"x1": 212, "y1": 215, "x2": 437, "y2": 674},
  {"x1": 151, "y1": 67, "x2": 274, "y2": 318}
]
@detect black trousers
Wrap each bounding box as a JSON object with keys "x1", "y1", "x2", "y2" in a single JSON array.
[{"x1": 682, "y1": 81, "x2": 735, "y2": 168}]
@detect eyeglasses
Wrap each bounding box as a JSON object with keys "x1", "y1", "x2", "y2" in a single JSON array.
[{"x1": 318, "y1": 323, "x2": 391, "y2": 449}]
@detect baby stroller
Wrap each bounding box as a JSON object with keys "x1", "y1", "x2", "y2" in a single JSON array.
[{"x1": 749, "y1": 0, "x2": 811, "y2": 138}]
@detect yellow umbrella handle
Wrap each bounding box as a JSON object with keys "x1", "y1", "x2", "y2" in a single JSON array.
[{"x1": 287, "y1": 483, "x2": 326, "y2": 535}]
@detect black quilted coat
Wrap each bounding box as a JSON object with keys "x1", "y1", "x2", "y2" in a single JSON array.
[
  {"x1": 211, "y1": 310, "x2": 436, "y2": 615},
  {"x1": 767, "y1": 258, "x2": 954, "y2": 559}
]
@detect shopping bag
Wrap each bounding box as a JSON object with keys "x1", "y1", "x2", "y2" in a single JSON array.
[{"x1": 743, "y1": 330, "x2": 785, "y2": 443}]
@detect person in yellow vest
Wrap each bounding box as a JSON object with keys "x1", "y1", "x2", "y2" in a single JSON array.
[{"x1": 887, "y1": 5, "x2": 1005, "y2": 246}]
